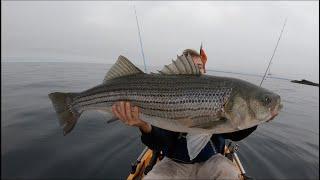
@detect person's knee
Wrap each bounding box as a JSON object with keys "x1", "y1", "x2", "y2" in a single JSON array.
[
  {"x1": 211, "y1": 155, "x2": 241, "y2": 179},
  {"x1": 144, "y1": 172, "x2": 171, "y2": 180},
  {"x1": 143, "y1": 158, "x2": 179, "y2": 179},
  {"x1": 197, "y1": 154, "x2": 240, "y2": 180},
  {"x1": 213, "y1": 165, "x2": 240, "y2": 179}
]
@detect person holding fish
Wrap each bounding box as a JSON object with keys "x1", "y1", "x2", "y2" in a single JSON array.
[
  {"x1": 112, "y1": 46, "x2": 258, "y2": 179},
  {"x1": 49, "y1": 44, "x2": 282, "y2": 179}
]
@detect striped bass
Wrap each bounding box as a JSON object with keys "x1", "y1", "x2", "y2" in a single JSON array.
[{"x1": 49, "y1": 54, "x2": 282, "y2": 159}]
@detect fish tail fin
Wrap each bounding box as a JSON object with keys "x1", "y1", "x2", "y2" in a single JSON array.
[{"x1": 48, "y1": 92, "x2": 80, "y2": 136}]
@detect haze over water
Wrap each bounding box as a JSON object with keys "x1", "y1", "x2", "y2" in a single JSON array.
[{"x1": 1, "y1": 62, "x2": 319, "y2": 179}]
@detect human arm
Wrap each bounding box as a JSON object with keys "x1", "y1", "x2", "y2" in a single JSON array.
[{"x1": 112, "y1": 101, "x2": 177, "y2": 151}]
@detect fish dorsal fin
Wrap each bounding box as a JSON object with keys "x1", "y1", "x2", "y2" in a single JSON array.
[
  {"x1": 103, "y1": 55, "x2": 144, "y2": 82},
  {"x1": 158, "y1": 53, "x2": 201, "y2": 75}
]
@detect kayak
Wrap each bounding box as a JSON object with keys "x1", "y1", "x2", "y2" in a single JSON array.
[{"x1": 127, "y1": 142, "x2": 248, "y2": 180}]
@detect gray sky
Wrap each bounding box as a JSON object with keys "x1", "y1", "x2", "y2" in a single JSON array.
[{"x1": 2, "y1": 1, "x2": 319, "y2": 82}]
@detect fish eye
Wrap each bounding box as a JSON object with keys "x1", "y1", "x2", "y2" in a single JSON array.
[{"x1": 263, "y1": 96, "x2": 272, "y2": 105}]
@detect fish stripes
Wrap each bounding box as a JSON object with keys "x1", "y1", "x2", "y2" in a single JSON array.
[
  {"x1": 70, "y1": 74, "x2": 233, "y2": 120},
  {"x1": 72, "y1": 89, "x2": 230, "y2": 106}
]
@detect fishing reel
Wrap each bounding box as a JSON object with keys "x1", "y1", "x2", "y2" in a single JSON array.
[
  {"x1": 225, "y1": 142, "x2": 239, "y2": 161},
  {"x1": 225, "y1": 142, "x2": 255, "y2": 180},
  {"x1": 229, "y1": 142, "x2": 239, "y2": 153}
]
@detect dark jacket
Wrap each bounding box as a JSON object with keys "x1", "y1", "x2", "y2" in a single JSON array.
[{"x1": 141, "y1": 126, "x2": 257, "y2": 163}]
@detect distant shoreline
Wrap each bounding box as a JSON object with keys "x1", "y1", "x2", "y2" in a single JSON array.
[{"x1": 291, "y1": 79, "x2": 319, "y2": 87}]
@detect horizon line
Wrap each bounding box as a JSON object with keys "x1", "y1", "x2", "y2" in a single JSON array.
[{"x1": 2, "y1": 60, "x2": 306, "y2": 82}]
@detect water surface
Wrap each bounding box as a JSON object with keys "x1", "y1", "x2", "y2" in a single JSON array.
[{"x1": 2, "y1": 62, "x2": 319, "y2": 179}]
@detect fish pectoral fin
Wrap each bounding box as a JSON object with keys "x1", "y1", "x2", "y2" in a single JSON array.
[
  {"x1": 186, "y1": 133, "x2": 212, "y2": 160},
  {"x1": 103, "y1": 55, "x2": 144, "y2": 83},
  {"x1": 177, "y1": 116, "x2": 221, "y2": 128},
  {"x1": 106, "y1": 117, "x2": 119, "y2": 123},
  {"x1": 175, "y1": 117, "x2": 194, "y2": 127},
  {"x1": 97, "y1": 109, "x2": 119, "y2": 123}
]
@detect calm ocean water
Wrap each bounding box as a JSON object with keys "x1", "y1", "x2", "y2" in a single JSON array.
[{"x1": 2, "y1": 62, "x2": 319, "y2": 179}]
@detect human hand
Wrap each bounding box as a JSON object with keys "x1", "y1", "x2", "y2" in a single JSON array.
[{"x1": 112, "y1": 101, "x2": 152, "y2": 133}]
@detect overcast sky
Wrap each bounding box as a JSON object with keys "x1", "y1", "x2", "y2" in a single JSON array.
[{"x1": 2, "y1": 1, "x2": 319, "y2": 82}]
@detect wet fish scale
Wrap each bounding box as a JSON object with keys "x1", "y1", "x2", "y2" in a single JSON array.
[{"x1": 71, "y1": 74, "x2": 232, "y2": 120}]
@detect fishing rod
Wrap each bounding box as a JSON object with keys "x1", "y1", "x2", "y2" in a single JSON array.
[
  {"x1": 133, "y1": 5, "x2": 147, "y2": 73},
  {"x1": 259, "y1": 18, "x2": 288, "y2": 86}
]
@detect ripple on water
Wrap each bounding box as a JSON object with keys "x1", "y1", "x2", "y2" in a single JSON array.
[{"x1": 2, "y1": 63, "x2": 319, "y2": 179}]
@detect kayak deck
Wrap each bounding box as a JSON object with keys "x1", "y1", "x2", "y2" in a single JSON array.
[
  {"x1": 127, "y1": 143, "x2": 246, "y2": 180},
  {"x1": 127, "y1": 148, "x2": 154, "y2": 180}
]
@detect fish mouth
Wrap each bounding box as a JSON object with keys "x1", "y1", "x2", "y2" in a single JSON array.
[
  {"x1": 267, "y1": 106, "x2": 282, "y2": 122},
  {"x1": 266, "y1": 104, "x2": 282, "y2": 122},
  {"x1": 269, "y1": 113, "x2": 279, "y2": 121},
  {"x1": 267, "y1": 112, "x2": 278, "y2": 122}
]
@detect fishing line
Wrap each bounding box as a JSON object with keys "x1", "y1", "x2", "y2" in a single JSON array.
[
  {"x1": 133, "y1": 5, "x2": 147, "y2": 73},
  {"x1": 260, "y1": 17, "x2": 288, "y2": 86}
]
